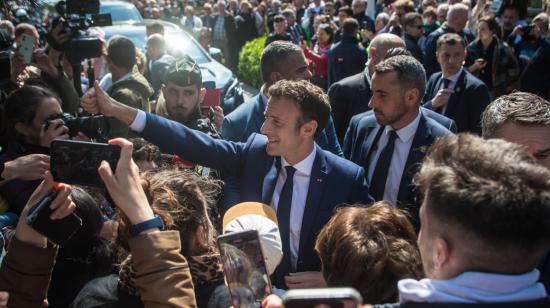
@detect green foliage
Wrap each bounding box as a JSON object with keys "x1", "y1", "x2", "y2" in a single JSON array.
[{"x1": 238, "y1": 36, "x2": 266, "y2": 89}]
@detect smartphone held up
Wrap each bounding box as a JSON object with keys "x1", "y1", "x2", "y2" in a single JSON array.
[
  {"x1": 50, "y1": 139, "x2": 120, "y2": 187},
  {"x1": 218, "y1": 230, "x2": 272, "y2": 308}
]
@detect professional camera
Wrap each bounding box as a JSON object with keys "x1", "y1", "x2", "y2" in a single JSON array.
[
  {"x1": 52, "y1": 0, "x2": 112, "y2": 64},
  {"x1": 46, "y1": 112, "x2": 110, "y2": 141}
]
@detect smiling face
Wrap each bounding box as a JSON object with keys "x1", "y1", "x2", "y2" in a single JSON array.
[
  {"x1": 162, "y1": 81, "x2": 201, "y2": 123},
  {"x1": 437, "y1": 42, "x2": 466, "y2": 77},
  {"x1": 260, "y1": 97, "x2": 310, "y2": 161}
]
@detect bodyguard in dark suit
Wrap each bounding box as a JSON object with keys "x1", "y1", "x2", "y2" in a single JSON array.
[
  {"x1": 423, "y1": 33, "x2": 491, "y2": 135},
  {"x1": 403, "y1": 13, "x2": 425, "y2": 63},
  {"x1": 327, "y1": 18, "x2": 368, "y2": 86},
  {"x1": 222, "y1": 41, "x2": 342, "y2": 156},
  {"x1": 328, "y1": 33, "x2": 405, "y2": 142},
  {"x1": 423, "y1": 4, "x2": 475, "y2": 78},
  {"x1": 344, "y1": 55, "x2": 452, "y2": 229},
  {"x1": 81, "y1": 79, "x2": 372, "y2": 290}
]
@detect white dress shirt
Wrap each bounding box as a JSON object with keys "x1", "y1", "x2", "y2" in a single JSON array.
[
  {"x1": 367, "y1": 112, "x2": 421, "y2": 204},
  {"x1": 440, "y1": 68, "x2": 463, "y2": 114},
  {"x1": 99, "y1": 71, "x2": 133, "y2": 92},
  {"x1": 270, "y1": 148, "x2": 316, "y2": 272}
]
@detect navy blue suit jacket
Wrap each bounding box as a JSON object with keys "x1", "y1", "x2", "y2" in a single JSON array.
[
  {"x1": 221, "y1": 94, "x2": 343, "y2": 156},
  {"x1": 344, "y1": 107, "x2": 457, "y2": 148},
  {"x1": 140, "y1": 112, "x2": 372, "y2": 272},
  {"x1": 343, "y1": 110, "x2": 453, "y2": 228},
  {"x1": 423, "y1": 69, "x2": 491, "y2": 135}
]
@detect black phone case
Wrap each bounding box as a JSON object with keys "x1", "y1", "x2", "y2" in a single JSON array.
[
  {"x1": 50, "y1": 140, "x2": 120, "y2": 187},
  {"x1": 26, "y1": 191, "x2": 83, "y2": 245}
]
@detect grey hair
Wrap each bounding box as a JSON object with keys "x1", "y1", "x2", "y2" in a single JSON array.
[
  {"x1": 374, "y1": 55, "x2": 426, "y2": 100},
  {"x1": 482, "y1": 92, "x2": 550, "y2": 138},
  {"x1": 376, "y1": 12, "x2": 390, "y2": 24},
  {"x1": 447, "y1": 3, "x2": 469, "y2": 21}
]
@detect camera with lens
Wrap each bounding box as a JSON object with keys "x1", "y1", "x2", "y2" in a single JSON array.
[
  {"x1": 45, "y1": 112, "x2": 110, "y2": 141},
  {"x1": 52, "y1": 0, "x2": 112, "y2": 64}
]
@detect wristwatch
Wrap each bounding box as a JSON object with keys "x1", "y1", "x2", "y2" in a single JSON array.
[{"x1": 129, "y1": 215, "x2": 164, "y2": 237}]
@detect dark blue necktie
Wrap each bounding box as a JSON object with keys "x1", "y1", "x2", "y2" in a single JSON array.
[
  {"x1": 369, "y1": 130, "x2": 398, "y2": 201},
  {"x1": 443, "y1": 78, "x2": 452, "y2": 89},
  {"x1": 436, "y1": 78, "x2": 452, "y2": 114},
  {"x1": 273, "y1": 165, "x2": 296, "y2": 288}
]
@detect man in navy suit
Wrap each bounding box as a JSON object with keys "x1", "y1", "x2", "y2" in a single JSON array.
[
  {"x1": 81, "y1": 79, "x2": 372, "y2": 290},
  {"x1": 222, "y1": 41, "x2": 342, "y2": 156},
  {"x1": 328, "y1": 34, "x2": 405, "y2": 143},
  {"x1": 423, "y1": 33, "x2": 491, "y2": 135},
  {"x1": 344, "y1": 55, "x2": 452, "y2": 229}
]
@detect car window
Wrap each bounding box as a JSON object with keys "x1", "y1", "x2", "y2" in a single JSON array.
[
  {"x1": 103, "y1": 28, "x2": 210, "y2": 64},
  {"x1": 100, "y1": 5, "x2": 143, "y2": 23}
]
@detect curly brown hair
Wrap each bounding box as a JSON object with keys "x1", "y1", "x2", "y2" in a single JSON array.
[
  {"x1": 117, "y1": 168, "x2": 223, "y2": 257},
  {"x1": 315, "y1": 202, "x2": 423, "y2": 304}
]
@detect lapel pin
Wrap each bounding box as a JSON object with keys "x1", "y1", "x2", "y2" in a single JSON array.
[
  {"x1": 317, "y1": 178, "x2": 323, "y2": 183},
  {"x1": 419, "y1": 146, "x2": 427, "y2": 153}
]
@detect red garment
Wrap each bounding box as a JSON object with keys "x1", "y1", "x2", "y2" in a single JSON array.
[{"x1": 304, "y1": 43, "x2": 331, "y2": 78}]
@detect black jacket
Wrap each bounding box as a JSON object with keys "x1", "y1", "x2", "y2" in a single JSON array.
[
  {"x1": 405, "y1": 33, "x2": 424, "y2": 64},
  {"x1": 328, "y1": 34, "x2": 368, "y2": 86},
  {"x1": 328, "y1": 69, "x2": 372, "y2": 142}
]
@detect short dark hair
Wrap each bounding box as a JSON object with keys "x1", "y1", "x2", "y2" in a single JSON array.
[
  {"x1": 482, "y1": 92, "x2": 550, "y2": 138},
  {"x1": 146, "y1": 21, "x2": 165, "y2": 35},
  {"x1": 436, "y1": 33, "x2": 466, "y2": 50},
  {"x1": 374, "y1": 55, "x2": 426, "y2": 99},
  {"x1": 404, "y1": 12, "x2": 422, "y2": 28},
  {"x1": 342, "y1": 18, "x2": 359, "y2": 35},
  {"x1": 260, "y1": 41, "x2": 302, "y2": 83},
  {"x1": 315, "y1": 202, "x2": 423, "y2": 304},
  {"x1": 415, "y1": 134, "x2": 550, "y2": 272},
  {"x1": 268, "y1": 80, "x2": 330, "y2": 137},
  {"x1": 384, "y1": 47, "x2": 412, "y2": 59},
  {"x1": 107, "y1": 36, "x2": 137, "y2": 70},
  {"x1": 338, "y1": 5, "x2": 353, "y2": 17}
]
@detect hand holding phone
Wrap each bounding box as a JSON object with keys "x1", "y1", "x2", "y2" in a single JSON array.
[
  {"x1": 17, "y1": 172, "x2": 78, "y2": 247},
  {"x1": 18, "y1": 33, "x2": 35, "y2": 64},
  {"x1": 51, "y1": 139, "x2": 120, "y2": 187},
  {"x1": 218, "y1": 230, "x2": 272, "y2": 308},
  {"x1": 98, "y1": 138, "x2": 155, "y2": 227}
]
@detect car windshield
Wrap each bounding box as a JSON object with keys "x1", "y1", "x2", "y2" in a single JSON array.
[
  {"x1": 165, "y1": 31, "x2": 210, "y2": 64},
  {"x1": 103, "y1": 28, "x2": 209, "y2": 64},
  {"x1": 99, "y1": 4, "x2": 143, "y2": 23}
]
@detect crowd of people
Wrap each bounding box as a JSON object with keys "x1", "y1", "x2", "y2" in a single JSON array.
[{"x1": 0, "y1": 0, "x2": 550, "y2": 307}]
